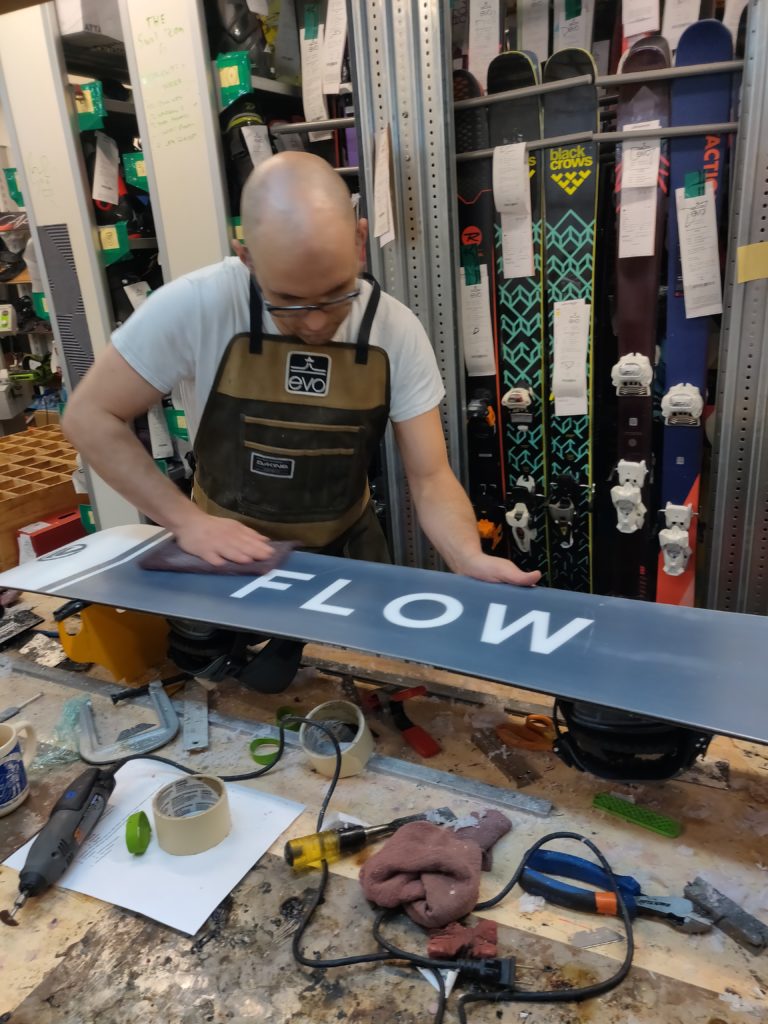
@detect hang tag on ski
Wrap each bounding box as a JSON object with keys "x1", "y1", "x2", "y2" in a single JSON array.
[
  {"x1": 622, "y1": 0, "x2": 659, "y2": 38},
  {"x1": 552, "y1": 299, "x2": 589, "y2": 416},
  {"x1": 241, "y1": 124, "x2": 272, "y2": 168},
  {"x1": 373, "y1": 127, "x2": 395, "y2": 247},
  {"x1": 493, "y1": 143, "x2": 534, "y2": 278},
  {"x1": 661, "y1": 0, "x2": 700, "y2": 52},
  {"x1": 553, "y1": 0, "x2": 592, "y2": 51},
  {"x1": 322, "y1": 0, "x2": 348, "y2": 94},
  {"x1": 619, "y1": 121, "x2": 660, "y2": 259},
  {"x1": 468, "y1": 0, "x2": 501, "y2": 91},
  {"x1": 460, "y1": 265, "x2": 496, "y2": 377},
  {"x1": 123, "y1": 282, "x2": 152, "y2": 310},
  {"x1": 518, "y1": 0, "x2": 549, "y2": 63},
  {"x1": 300, "y1": 26, "x2": 332, "y2": 141},
  {"x1": 676, "y1": 180, "x2": 722, "y2": 319},
  {"x1": 92, "y1": 132, "x2": 120, "y2": 206}
]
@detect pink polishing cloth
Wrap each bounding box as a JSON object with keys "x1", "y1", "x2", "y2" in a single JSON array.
[
  {"x1": 138, "y1": 537, "x2": 299, "y2": 575},
  {"x1": 453, "y1": 809, "x2": 512, "y2": 871},
  {"x1": 359, "y1": 821, "x2": 482, "y2": 928}
]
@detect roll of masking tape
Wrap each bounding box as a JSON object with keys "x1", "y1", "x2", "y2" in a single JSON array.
[
  {"x1": 151, "y1": 775, "x2": 231, "y2": 856},
  {"x1": 298, "y1": 699, "x2": 374, "y2": 779}
]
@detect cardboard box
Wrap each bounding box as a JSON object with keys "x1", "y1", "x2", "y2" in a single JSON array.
[
  {"x1": 17, "y1": 510, "x2": 85, "y2": 563},
  {"x1": 54, "y1": 0, "x2": 123, "y2": 45}
]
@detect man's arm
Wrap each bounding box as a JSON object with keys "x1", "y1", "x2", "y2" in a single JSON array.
[
  {"x1": 62, "y1": 347, "x2": 273, "y2": 565},
  {"x1": 393, "y1": 408, "x2": 541, "y2": 586}
]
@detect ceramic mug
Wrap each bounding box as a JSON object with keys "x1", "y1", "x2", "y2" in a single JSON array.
[{"x1": 0, "y1": 720, "x2": 38, "y2": 817}]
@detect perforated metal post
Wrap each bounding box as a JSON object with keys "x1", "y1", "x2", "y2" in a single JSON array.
[
  {"x1": 348, "y1": 0, "x2": 465, "y2": 569},
  {"x1": 706, "y1": 0, "x2": 768, "y2": 613}
]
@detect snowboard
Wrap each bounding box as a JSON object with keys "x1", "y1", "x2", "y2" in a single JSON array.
[
  {"x1": 656, "y1": 21, "x2": 733, "y2": 606},
  {"x1": 487, "y1": 51, "x2": 549, "y2": 580},
  {"x1": 453, "y1": 69, "x2": 508, "y2": 557},
  {"x1": 542, "y1": 48, "x2": 599, "y2": 592},
  {"x1": 611, "y1": 37, "x2": 670, "y2": 601},
  {"x1": 1, "y1": 524, "x2": 767, "y2": 745}
]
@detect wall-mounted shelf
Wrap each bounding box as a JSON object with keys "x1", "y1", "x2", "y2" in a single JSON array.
[
  {"x1": 128, "y1": 237, "x2": 158, "y2": 250},
  {"x1": 251, "y1": 75, "x2": 300, "y2": 98}
]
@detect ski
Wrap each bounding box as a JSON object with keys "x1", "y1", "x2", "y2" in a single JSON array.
[
  {"x1": 453, "y1": 69, "x2": 508, "y2": 557},
  {"x1": 486, "y1": 51, "x2": 548, "y2": 579},
  {"x1": 656, "y1": 20, "x2": 733, "y2": 605},
  {"x1": 542, "y1": 48, "x2": 599, "y2": 592},
  {"x1": 611, "y1": 36, "x2": 670, "y2": 601}
]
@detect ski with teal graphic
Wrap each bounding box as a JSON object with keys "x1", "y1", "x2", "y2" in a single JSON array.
[
  {"x1": 487, "y1": 50, "x2": 549, "y2": 580},
  {"x1": 542, "y1": 48, "x2": 599, "y2": 592}
]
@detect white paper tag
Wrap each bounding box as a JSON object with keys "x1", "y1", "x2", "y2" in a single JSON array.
[
  {"x1": 245, "y1": 0, "x2": 269, "y2": 13},
  {"x1": 676, "y1": 181, "x2": 723, "y2": 319},
  {"x1": 123, "y1": 281, "x2": 151, "y2": 310},
  {"x1": 723, "y1": 0, "x2": 748, "y2": 44},
  {"x1": 322, "y1": 0, "x2": 348, "y2": 94},
  {"x1": 622, "y1": 0, "x2": 659, "y2": 37},
  {"x1": 373, "y1": 127, "x2": 395, "y2": 247},
  {"x1": 493, "y1": 143, "x2": 534, "y2": 279},
  {"x1": 241, "y1": 124, "x2": 273, "y2": 168},
  {"x1": 553, "y1": 0, "x2": 593, "y2": 52},
  {"x1": 619, "y1": 186, "x2": 657, "y2": 259},
  {"x1": 274, "y1": 128, "x2": 305, "y2": 153},
  {"x1": 621, "y1": 120, "x2": 660, "y2": 190},
  {"x1": 661, "y1": 0, "x2": 700, "y2": 51},
  {"x1": 468, "y1": 0, "x2": 500, "y2": 92},
  {"x1": 92, "y1": 131, "x2": 119, "y2": 206},
  {"x1": 518, "y1": 0, "x2": 548, "y2": 63},
  {"x1": 418, "y1": 968, "x2": 460, "y2": 997},
  {"x1": 461, "y1": 265, "x2": 496, "y2": 377},
  {"x1": 300, "y1": 27, "x2": 332, "y2": 141},
  {"x1": 592, "y1": 38, "x2": 611, "y2": 77},
  {"x1": 553, "y1": 299, "x2": 589, "y2": 416}
]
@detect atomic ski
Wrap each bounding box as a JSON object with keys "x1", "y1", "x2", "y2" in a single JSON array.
[
  {"x1": 486, "y1": 51, "x2": 548, "y2": 579},
  {"x1": 656, "y1": 21, "x2": 732, "y2": 605},
  {"x1": 542, "y1": 48, "x2": 599, "y2": 592},
  {"x1": 453, "y1": 69, "x2": 508, "y2": 557}
]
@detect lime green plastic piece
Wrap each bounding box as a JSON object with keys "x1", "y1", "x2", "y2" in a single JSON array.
[
  {"x1": 250, "y1": 736, "x2": 280, "y2": 766},
  {"x1": 592, "y1": 793, "x2": 683, "y2": 838},
  {"x1": 126, "y1": 811, "x2": 152, "y2": 855}
]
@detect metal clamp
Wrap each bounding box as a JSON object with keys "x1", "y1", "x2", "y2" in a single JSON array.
[
  {"x1": 611, "y1": 353, "x2": 653, "y2": 397},
  {"x1": 611, "y1": 460, "x2": 648, "y2": 534},
  {"x1": 661, "y1": 383, "x2": 704, "y2": 426},
  {"x1": 659, "y1": 503, "x2": 694, "y2": 576},
  {"x1": 78, "y1": 680, "x2": 180, "y2": 764},
  {"x1": 501, "y1": 386, "x2": 534, "y2": 429}
]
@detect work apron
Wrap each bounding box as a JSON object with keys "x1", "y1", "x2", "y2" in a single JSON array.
[{"x1": 193, "y1": 274, "x2": 392, "y2": 562}]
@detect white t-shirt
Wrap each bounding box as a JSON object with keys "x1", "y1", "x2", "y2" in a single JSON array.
[{"x1": 112, "y1": 257, "x2": 445, "y2": 440}]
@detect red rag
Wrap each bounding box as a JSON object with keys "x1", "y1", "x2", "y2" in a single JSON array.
[{"x1": 453, "y1": 809, "x2": 512, "y2": 870}]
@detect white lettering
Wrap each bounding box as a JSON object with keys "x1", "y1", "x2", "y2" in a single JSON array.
[
  {"x1": 481, "y1": 605, "x2": 593, "y2": 654},
  {"x1": 288, "y1": 375, "x2": 327, "y2": 394},
  {"x1": 231, "y1": 569, "x2": 315, "y2": 599},
  {"x1": 301, "y1": 579, "x2": 354, "y2": 616},
  {"x1": 383, "y1": 593, "x2": 463, "y2": 629}
]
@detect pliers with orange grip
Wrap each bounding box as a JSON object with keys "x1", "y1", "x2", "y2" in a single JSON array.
[{"x1": 521, "y1": 850, "x2": 711, "y2": 933}]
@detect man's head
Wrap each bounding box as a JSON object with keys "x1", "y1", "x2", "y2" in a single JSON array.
[{"x1": 234, "y1": 152, "x2": 367, "y2": 344}]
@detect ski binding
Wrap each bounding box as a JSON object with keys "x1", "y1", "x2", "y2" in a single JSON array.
[
  {"x1": 659, "y1": 502, "x2": 694, "y2": 576},
  {"x1": 506, "y1": 502, "x2": 537, "y2": 554},
  {"x1": 661, "y1": 383, "x2": 704, "y2": 426},
  {"x1": 501, "y1": 386, "x2": 534, "y2": 429},
  {"x1": 611, "y1": 353, "x2": 653, "y2": 397},
  {"x1": 611, "y1": 459, "x2": 648, "y2": 534}
]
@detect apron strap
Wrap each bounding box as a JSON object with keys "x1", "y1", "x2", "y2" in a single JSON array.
[
  {"x1": 355, "y1": 273, "x2": 381, "y2": 365},
  {"x1": 249, "y1": 276, "x2": 263, "y2": 355}
]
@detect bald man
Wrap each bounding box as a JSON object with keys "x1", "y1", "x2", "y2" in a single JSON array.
[{"x1": 64, "y1": 153, "x2": 539, "y2": 684}]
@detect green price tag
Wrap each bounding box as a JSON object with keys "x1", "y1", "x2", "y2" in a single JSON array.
[
  {"x1": 684, "y1": 170, "x2": 706, "y2": 198},
  {"x1": 32, "y1": 292, "x2": 50, "y2": 320},
  {"x1": 565, "y1": 0, "x2": 582, "y2": 18},
  {"x1": 304, "y1": 3, "x2": 320, "y2": 40},
  {"x1": 216, "y1": 51, "x2": 251, "y2": 108},
  {"x1": 79, "y1": 504, "x2": 96, "y2": 534},
  {"x1": 164, "y1": 408, "x2": 189, "y2": 441},
  {"x1": 122, "y1": 152, "x2": 148, "y2": 191},
  {"x1": 230, "y1": 215, "x2": 244, "y2": 242},
  {"x1": 76, "y1": 80, "x2": 106, "y2": 131},
  {"x1": 155, "y1": 458, "x2": 169, "y2": 476},
  {"x1": 98, "y1": 221, "x2": 130, "y2": 266},
  {"x1": 461, "y1": 244, "x2": 481, "y2": 286},
  {"x1": 3, "y1": 168, "x2": 23, "y2": 207}
]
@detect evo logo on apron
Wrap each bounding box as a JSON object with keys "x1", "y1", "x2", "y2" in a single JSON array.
[{"x1": 285, "y1": 352, "x2": 332, "y2": 396}]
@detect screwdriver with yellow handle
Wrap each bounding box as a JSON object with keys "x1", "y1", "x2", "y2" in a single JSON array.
[{"x1": 284, "y1": 807, "x2": 456, "y2": 871}]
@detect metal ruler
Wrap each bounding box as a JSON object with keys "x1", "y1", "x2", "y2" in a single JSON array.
[{"x1": 181, "y1": 680, "x2": 209, "y2": 752}]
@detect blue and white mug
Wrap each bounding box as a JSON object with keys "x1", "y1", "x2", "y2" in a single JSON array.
[{"x1": 0, "y1": 720, "x2": 38, "y2": 817}]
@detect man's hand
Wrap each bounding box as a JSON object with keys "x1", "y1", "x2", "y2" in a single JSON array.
[
  {"x1": 456, "y1": 550, "x2": 541, "y2": 587},
  {"x1": 174, "y1": 511, "x2": 274, "y2": 566}
]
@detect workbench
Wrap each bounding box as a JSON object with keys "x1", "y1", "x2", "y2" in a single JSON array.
[{"x1": 1, "y1": 606, "x2": 767, "y2": 1023}]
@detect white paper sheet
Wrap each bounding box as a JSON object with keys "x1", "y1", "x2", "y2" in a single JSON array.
[
  {"x1": 468, "y1": 0, "x2": 500, "y2": 92},
  {"x1": 300, "y1": 26, "x2": 332, "y2": 142},
  {"x1": 493, "y1": 143, "x2": 534, "y2": 278},
  {"x1": 660, "y1": 0, "x2": 700, "y2": 51},
  {"x1": 552, "y1": 298, "x2": 589, "y2": 416},
  {"x1": 676, "y1": 181, "x2": 723, "y2": 319},
  {"x1": 5, "y1": 760, "x2": 304, "y2": 936},
  {"x1": 619, "y1": 121, "x2": 660, "y2": 260},
  {"x1": 460, "y1": 265, "x2": 496, "y2": 377},
  {"x1": 241, "y1": 124, "x2": 273, "y2": 168},
  {"x1": 92, "y1": 131, "x2": 119, "y2": 206},
  {"x1": 553, "y1": 0, "x2": 593, "y2": 52},
  {"x1": 621, "y1": 121, "x2": 660, "y2": 190},
  {"x1": 322, "y1": 0, "x2": 348, "y2": 94},
  {"x1": 518, "y1": 0, "x2": 549, "y2": 63},
  {"x1": 622, "y1": 0, "x2": 659, "y2": 37},
  {"x1": 123, "y1": 281, "x2": 152, "y2": 310},
  {"x1": 373, "y1": 127, "x2": 395, "y2": 247}
]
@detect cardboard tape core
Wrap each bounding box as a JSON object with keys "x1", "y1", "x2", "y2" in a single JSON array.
[{"x1": 152, "y1": 775, "x2": 231, "y2": 856}]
